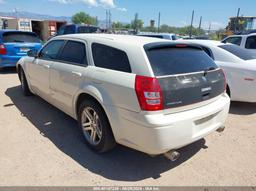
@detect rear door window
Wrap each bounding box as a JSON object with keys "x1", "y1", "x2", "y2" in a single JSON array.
[
  {"x1": 245, "y1": 36, "x2": 256, "y2": 49},
  {"x1": 59, "y1": 41, "x2": 87, "y2": 65},
  {"x1": 3, "y1": 32, "x2": 41, "y2": 43},
  {"x1": 92, "y1": 43, "x2": 132, "y2": 73},
  {"x1": 146, "y1": 47, "x2": 217, "y2": 76}
]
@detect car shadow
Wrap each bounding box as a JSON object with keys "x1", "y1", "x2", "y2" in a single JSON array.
[
  {"x1": 0, "y1": 67, "x2": 17, "y2": 74},
  {"x1": 5, "y1": 85, "x2": 206, "y2": 181},
  {"x1": 229, "y1": 101, "x2": 256, "y2": 115}
]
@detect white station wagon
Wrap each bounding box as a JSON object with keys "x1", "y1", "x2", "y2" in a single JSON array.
[{"x1": 16, "y1": 34, "x2": 230, "y2": 160}]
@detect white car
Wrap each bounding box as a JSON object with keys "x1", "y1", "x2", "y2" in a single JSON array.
[
  {"x1": 182, "y1": 40, "x2": 256, "y2": 103},
  {"x1": 222, "y1": 33, "x2": 256, "y2": 51},
  {"x1": 16, "y1": 34, "x2": 230, "y2": 158}
]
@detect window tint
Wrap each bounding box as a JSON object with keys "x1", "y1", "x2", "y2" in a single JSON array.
[
  {"x1": 141, "y1": 35, "x2": 164, "y2": 39},
  {"x1": 245, "y1": 36, "x2": 256, "y2": 49},
  {"x1": 223, "y1": 37, "x2": 242, "y2": 46},
  {"x1": 171, "y1": 35, "x2": 178, "y2": 40},
  {"x1": 57, "y1": 26, "x2": 65, "y2": 35},
  {"x1": 39, "y1": 40, "x2": 65, "y2": 60},
  {"x1": 64, "y1": 25, "x2": 74, "y2": 34},
  {"x1": 202, "y1": 47, "x2": 214, "y2": 59},
  {"x1": 146, "y1": 47, "x2": 218, "y2": 76},
  {"x1": 219, "y1": 44, "x2": 256, "y2": 60},
  {"x1": 92, "y1": 43, "x2": 131, "y2": 73},
  {"x1": 77, "y1": 26, "x2": 99, "y2": 33},
  {"x1": 59, "y1": 41, "x2": 87, "y2": 65},
  {"x1": 3, "y1": 32, "x2": 41, "y2": 43}
]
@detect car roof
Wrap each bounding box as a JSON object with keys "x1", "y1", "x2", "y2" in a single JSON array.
[{"x1": 55, "y1": 34, "x2": 171, "y2": 47}]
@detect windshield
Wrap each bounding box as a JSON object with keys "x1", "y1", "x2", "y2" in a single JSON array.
[
  {"x1": 147, "y1": 47, "x2": 218, "y2": 76},
  {"x1": 77, "y1": 26, "x2": 99, "y2": 33},
  {"x1": 3, "y1": 32, "x2": 41, "y2": 43},
  {"x1": 219, "y1": 44, "x2": 256, "y2": 60}
]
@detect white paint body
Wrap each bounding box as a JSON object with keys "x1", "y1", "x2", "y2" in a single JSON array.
[
  {"x1": 17, "y1": 34, "x2": 230, "y2": 155},
  {"x1": 181, "y1": 40, "x2": 256, "y2": 103}
]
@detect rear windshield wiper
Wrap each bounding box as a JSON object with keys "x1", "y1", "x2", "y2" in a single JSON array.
[{"x1": 204, "y1": 67, "x2": 216, "y2": 76}]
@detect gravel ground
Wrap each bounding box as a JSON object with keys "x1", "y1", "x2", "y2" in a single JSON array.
[{"x1": 0, "y1": 69, "x2": 255, "y2": 186}]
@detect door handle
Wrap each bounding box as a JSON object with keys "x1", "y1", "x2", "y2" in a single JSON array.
[
  {"x1": 43, "y1": 64, "x2": 50, "y2": 69},
  {"x1": 72, "y1": 71, "x2": 82, "y2": 77},
  {"x1": 92, "y1": 80, "x2": 102, "y2": 85}
]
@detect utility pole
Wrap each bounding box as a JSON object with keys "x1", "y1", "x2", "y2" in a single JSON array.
[
  {"x1": 189, "y1": 10, "x2": 194, "y2": 38},
  {"x1": 134, "y1": 13, "x2": 138, "y2": 34},
  {"x1": 14, "y1": 8, "x2": 18, "y2": 30},
  {"x1": 208, "y1": 22, "x2": 211, "y2": 34},
  {"x1": 235, "y1": 8, "x2": 240, "y2": 33},
  {"x1": 158, "y1": 12, "x2": 161, "y2": 33},
  {"x1": 109, "y1": 10, "x2": 111, "y2": 31},
  {"x1": 199, "y1": 16, "x2": 202, "y2": 30}
]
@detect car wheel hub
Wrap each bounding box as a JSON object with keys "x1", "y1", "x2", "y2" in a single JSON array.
[{"x1": 81, "y1": 107, "x2": 102, "y2": 146}]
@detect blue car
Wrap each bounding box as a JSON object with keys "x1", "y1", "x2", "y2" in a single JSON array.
[{"x1": 0, "y1": 30, "x2": 42, "y2": 68}]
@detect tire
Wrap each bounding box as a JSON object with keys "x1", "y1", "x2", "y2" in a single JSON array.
[
  {"x1": 78, "y1": 99, "x2": 116, "y2": 153},
  {"x1": 226, "y1": 85, "x2": 231, "y2": 98},
  {"x1": 20, "y1": 68, "x2": 32, "y2": 96}
]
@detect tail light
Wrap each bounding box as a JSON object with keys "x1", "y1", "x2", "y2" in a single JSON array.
[
  {"x1": 135, "y1": 75, "x2": 163, "y2": 111},
  {"x1": 220, "y1": 69, "x2": 227, "y2": 91},
  {"x1": 0, "y1": 44, "x2": 7, "y2": 55}
]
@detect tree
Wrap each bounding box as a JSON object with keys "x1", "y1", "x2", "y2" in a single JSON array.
[
  {"x1": 72, "y1": 12, "x2": 96, "y2": 25},
  {"x1": 131, "y1": 19, "x2": 144, "y2": 31}
]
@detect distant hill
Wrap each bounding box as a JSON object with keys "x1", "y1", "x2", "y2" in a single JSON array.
[{"x1": 0, "y1": 11, "x2": 72, "y2": 22}]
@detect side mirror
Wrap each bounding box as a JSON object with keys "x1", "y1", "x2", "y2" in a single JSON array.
[{"x1": 27, "y1": 50, "x2": 38, "y2": 58}]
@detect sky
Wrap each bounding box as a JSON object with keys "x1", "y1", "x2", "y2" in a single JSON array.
[{"x1": 0, "y1": 0, "x2": 256, "y2": 30}]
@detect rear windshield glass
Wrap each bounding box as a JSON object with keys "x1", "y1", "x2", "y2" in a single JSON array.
[
  {"x1": 219, "y1": 44, "x2": 256, "y2": 60},
  {"x1": 3, "y1": 32, "x2": 41, "y2": 43},
  {"x1": 77, "y1": 26, "x2": 98, "y2": 33},
  {"x1": 147, "y1": 47, "x2": 218, "y2": 76}
]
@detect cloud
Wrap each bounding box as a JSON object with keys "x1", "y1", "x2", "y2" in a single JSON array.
[
  {"x1": 0, "y1": 0, "x2": 5, "y2": 4},
  {"x1": 117, "y1": 7, "x2": 127, "y2": 12},
  {"x1": 99, "y1": 0, "x2": 115, "y2": 8},
  {"x1": 51, "y1": 0, "x2": 127, "y2": 11}
]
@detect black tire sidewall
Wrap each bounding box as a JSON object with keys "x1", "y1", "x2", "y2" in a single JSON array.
[
  {"x1": 78, "y1": 99, "x2": 115, "y2": 153},
  {"x1": 20, "y1": 69, "x2": 31, "y2": 96}
]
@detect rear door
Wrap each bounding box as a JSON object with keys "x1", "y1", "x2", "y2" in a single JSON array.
[
  {"x1": 2, "y1": 32, "x2": 41, "y2": 56},
  {"x1": 145, "y1": 44, "x2": 226, "y2": 111}
]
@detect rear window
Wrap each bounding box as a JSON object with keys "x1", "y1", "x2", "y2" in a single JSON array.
[
  {"x1": 77, "y1": 26, "x2": 98, "y2": 33},
  {"x1": 92, "y1": 43, "x2": 131, "y2": 73},
  {"x1": 219, "y1": 44, "x2": 256, "y2": 60},
  {"x1": 3, "y1": 32, "x2": 41, "y2": 43},
  {"x1": 147, "y1": 47, "x2": 218, "y2": 76}
]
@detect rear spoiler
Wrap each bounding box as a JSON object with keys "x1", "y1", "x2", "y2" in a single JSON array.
[{"x1": 144, "y1": 42, "x2": 203, "y2": 51}]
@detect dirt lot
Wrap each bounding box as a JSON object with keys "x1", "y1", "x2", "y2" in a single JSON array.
[{"x1": 0, "y1": 69, "x2": 255, "y2": 186}]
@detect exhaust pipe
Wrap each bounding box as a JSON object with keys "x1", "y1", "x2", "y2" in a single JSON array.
[
  {"x1": 217, "y1": 126, "x2": 225, "y2": 133},
  {"x1": 164, "y1": 150, "x2": 180, "y2": 161}
]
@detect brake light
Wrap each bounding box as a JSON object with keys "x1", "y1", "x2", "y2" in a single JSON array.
[
  {"x1": 135, "y1": 75, "x2": 163, "y2": 111},
  {"x1": 220, "y1": 69, "x2": 227, "y2": 91},
  {"x1": 0, "y1": 44, "x2": 6, "y2": 55},
  {"x1": 175, "y1": 44, "x2": 187, "y2": 48}
]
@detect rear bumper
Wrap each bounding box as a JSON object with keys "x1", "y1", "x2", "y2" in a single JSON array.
[
  {"x1": 111, "y1": 93, "x2": 230, "y2": 155},
  {"x1": 0, "y1": 55, "x2": 22, "y2": 68}
]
